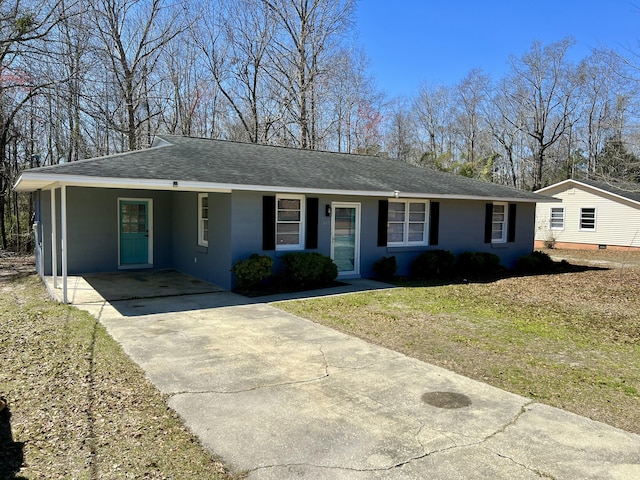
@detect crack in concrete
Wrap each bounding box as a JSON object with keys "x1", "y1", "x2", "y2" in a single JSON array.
[
  {"x1": 491, "y1": 451, "x2": 557, "y2": 479},
  {"x1": 167, "y1": 343, "x2": 330, "y2": 397},
  {"x1": 483, "y1": 400, "x2": 536, "y2": 442},
  {"x1": 169, "y1": 345, "x2": 546, "y2": 478},
  {"x1": 476, "y1": 400, "x2": 556, "y2": 479}
]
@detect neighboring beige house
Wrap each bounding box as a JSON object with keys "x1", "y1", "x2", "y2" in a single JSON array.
[{"x1": 534, "y1": 179, "x2": 640, "y2": 250}]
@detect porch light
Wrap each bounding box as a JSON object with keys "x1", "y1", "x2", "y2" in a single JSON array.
[
  {"x1": 393, "y1": 190, "x2": 400, "y2": 198},
  {"x1": 173, "y1": 181, "x2": 178, "y2": 187}
]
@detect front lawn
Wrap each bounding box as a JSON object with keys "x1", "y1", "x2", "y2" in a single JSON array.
[
  {"x1": 1, "y1": 267, "x2": 237, "y2": 479},
  {"x1": 275, "y1": 249, "x2": 640, "y2": 434}
]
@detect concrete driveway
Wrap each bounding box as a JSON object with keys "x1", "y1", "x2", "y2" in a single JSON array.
[{"x1": 60, "y1": 275, "x2": 640, "y2": 479}]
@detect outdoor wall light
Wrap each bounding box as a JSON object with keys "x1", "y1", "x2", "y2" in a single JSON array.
[
  {"x1": 173, "y1": 181, "x2": 178, "y2": 187},
  {"x1": 394, "y1": 190, "x2": 400, "y2": 198},
  {"x1": 325, "y1": 204, "x2": 331, "y2": 216}
]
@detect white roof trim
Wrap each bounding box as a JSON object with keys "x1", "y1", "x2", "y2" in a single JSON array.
[{"x1": 536, "y1": 179, "x2": 640, "y2": 208}]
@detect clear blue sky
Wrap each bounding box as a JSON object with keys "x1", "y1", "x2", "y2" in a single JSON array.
[{"x1": 355, "y1": 0, "x2": 640, "y2": 98}]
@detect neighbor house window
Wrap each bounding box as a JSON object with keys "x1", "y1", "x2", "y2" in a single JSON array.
[
  {"x1": 580, "y1": 207, "x2": 596, "y2": 231},
  {"x1": 276, "y1": 194, "x2": 305, "y2": 250},
  {"x1": 387, "y1": 200, "x2": 429, "y2": 245},
  {"x1": 492, "y1": 202, "x2": 508, "y2": 243},
  {"x1": 550, "y1": 207, "x2": 565, "y2": 230},
  {"x1": 198, "y1": 193, "x2": 209, "y2": 246}
]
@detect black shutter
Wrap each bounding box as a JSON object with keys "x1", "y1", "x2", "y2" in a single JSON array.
[
  {"x1": 484, "y1": 203, "x2": 493, "y2": 244},
  {"x1": 377, "y1": 200, "x2": 388, "y2": 247},
  {"x1": 429, "y1": 201, "x2": 440, "y2": 245},
  {"x1": 305, "y1": 197, "x2": 319, "y2": 249},
  {"x1": 508, "y1": 203, "x2": 517, "y2": 243},
  {"x1": 262, "y1": 196, "x2": 276, "y2": 250}
]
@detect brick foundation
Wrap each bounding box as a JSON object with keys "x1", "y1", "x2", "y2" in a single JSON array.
[{"x1": 534, "y1": 240, "x2": 640, "y2": 251}]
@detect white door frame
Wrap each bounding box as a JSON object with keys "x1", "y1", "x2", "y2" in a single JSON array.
[{"x1": 330, "y1": 202, "x2": 361, "y2": 277}]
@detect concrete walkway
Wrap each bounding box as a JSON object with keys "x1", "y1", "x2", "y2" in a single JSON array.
[{"x1": 53, "y1": 275, "x2": 640, "y2": 479}]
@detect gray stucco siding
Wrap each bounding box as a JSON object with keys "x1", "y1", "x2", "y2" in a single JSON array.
[
  {"x1": 34, "y1": 185, "x2": 536, "y2": 289},
  {"x1": 227, "y1": 193, "x2": 536, "y2": 286},
  {"x1": 37, "y1": 187, "x2": 174, "y2": 275},
  {"x1": 171, "y1": 191, "x2": 233, "y2": 289},
  {"x1": 380, "y1": 200, "x2": 536, "y2": 274}
]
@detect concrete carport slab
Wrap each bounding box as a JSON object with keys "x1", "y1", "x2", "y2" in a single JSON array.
[{"x1": 71, "y1": 284, "x2": 639, "y2": 479}]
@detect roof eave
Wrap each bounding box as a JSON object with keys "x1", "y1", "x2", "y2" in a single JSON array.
[
  {"x1": 536, "y1": 179, "x2": 640, "y2": 207},
  {"x1": 14, "y1": 173, "x2": 552, "y2": 203}
]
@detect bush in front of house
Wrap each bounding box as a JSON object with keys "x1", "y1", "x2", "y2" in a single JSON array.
[
  {"x1": 373, "y1": 255, "x2": 397, "y2": 280},
  {"x1": 457, "y1": 251, "x2": 502, "y2": 276},
  {"x1": 516, "y1": 250, "x2": 555, "y2": 273},
  {"x1": 231, "y1": 253, "x2": 273, "y2": 289},
  {"x1": 281, "y1": 252, "x2": 338, "y2": 288},
  {"x1": 411, "y1": 249, "x2": 456, "y2": 279}
]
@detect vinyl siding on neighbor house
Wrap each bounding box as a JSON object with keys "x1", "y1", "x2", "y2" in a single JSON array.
[{"x1": 535, "y1": 186, "x2": 640, "y2": 248}]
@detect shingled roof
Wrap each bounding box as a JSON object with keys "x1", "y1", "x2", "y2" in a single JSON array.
[{"x1": 15, "y1": 135, "x2": 549, "y2": 202}]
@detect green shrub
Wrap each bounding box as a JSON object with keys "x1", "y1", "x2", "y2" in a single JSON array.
[
  {"x1": 530, "y1": 250, "x2": 554, "y2": 268},
  {"x1": 281, "y1": 252, "x2": 338, "y2": 288},
  {"x1": 373, "y1": 256, "x2": 397, "y2": 280},
  {"x1": 517, "y1": 250, "x2": 554, "y2": 273},
  {"x1": 457, "y1": 251, "x2": 501, "y2": 276},
  {"x1": 516, "y1": 255, "x2": 541, "y2": 273},
  {"x1": 411, "y1": 250, "x2": 456, "y2": 279},
  {"x1": 232, "y1": 254, "x2": 273, "y2": 289}
]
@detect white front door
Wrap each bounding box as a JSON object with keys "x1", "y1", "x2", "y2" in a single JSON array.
[{"x1": 331, "y1": 202, "x2": 360, "y2": 276}]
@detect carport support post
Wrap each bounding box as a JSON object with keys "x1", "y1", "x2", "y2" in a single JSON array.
[
  {"x1": 51, "y1": 187, "x2": 57, "y2": 289},
  {"x1": 61, "y1": 185, "x2": 68, "y2": 304}
]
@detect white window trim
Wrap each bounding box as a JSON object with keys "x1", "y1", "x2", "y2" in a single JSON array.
[
  {"x1": 198, "y1": 193, "x2": 209, "y2": 247},
  {"x1": 579, "y1": 207, "x2": 597, "y2": 231},
  {"x1": 550, "y1": 206, "x2": 565, "y2": 231},
  {"x1": 276, "y1": 193, "x2": 306, "y2": 251},
  {"x1": 492, "y1": 201, "x2": 508, "y2": 244},
  {"x1": 387, "y1": 199, "x2": 430, "y2": 246}
]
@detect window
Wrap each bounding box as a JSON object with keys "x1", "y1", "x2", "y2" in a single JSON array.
[
  {"x1": 580, "y1": 207, "x2": 596, "y2": 231},
  {"x1": 550, "y1": 207, "x2": 565, "y2": 230},
  {"x1": 491, "y1": 202, "x2": 507, "y2": 243},
  {"x1": 387, "y1": 200, "x2": 429, "y2": 245},
  {"x1": 198, "y1": 193, "x2": 209, "y2": 246},
  {"x1": 276, "y1": 194, "x2": 305, "y2": 250}
]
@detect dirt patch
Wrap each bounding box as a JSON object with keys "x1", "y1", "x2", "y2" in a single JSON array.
[
  {"x1": 0, "y1": 253, "x2": 35, "y2": 280},
  {"x1": 544, "y1": 247, "x2": 640, "y2": 268}
]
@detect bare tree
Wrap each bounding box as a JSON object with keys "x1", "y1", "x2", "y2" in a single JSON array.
[
  {"x1": 503, "y1": 38, "x2": 581, "y2": 189},
  {"x1": 192, "y1": 0, "x2": 278, "y2": 143},
  {"x1": 88, "y1": 0, "x2": 185, "y2": 151},
  {"x1": 452, "y1": 69, "x2": 492, "y2": 165},
  {"x1": 263, "y1": 0, "x2": 355, "y2": 149},
  {"x1": 413, "y1": 82, "x2": 454, "y2": 168},
  {"x1": 384, "y1": 97, "x2": 415, "y2": 160},
  {"x1": 1, "y1": 0, "x2": 74, "y2": 248}
]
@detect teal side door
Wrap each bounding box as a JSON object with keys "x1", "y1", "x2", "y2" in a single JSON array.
[{"x1": 119, "y1": 200, "x2": 150, "y2": 265}]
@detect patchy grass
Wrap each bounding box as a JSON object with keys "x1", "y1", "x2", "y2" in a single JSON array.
[
  {"x1": 276, "y1": 249, "x2": 640, "y2": 434},
  {"x1": 1, "y1": 270, "x2": 237, "y2": 479}
]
